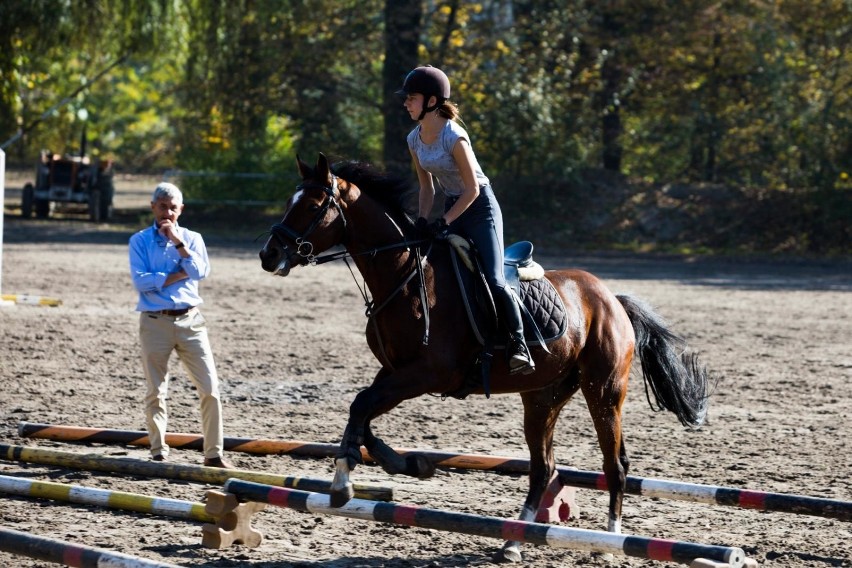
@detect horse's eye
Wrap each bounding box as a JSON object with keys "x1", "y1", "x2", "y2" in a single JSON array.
[{"x1": 308, "y1": 204, "x2": 321, "y2": 212}]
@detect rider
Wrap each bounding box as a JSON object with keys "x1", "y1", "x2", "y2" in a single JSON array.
[{"x1": 398, "y1": 65, "x2": 534, "y2": 375}]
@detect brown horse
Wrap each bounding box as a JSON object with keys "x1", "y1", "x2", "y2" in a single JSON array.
[{"x1": 259, "y1": 154, "x2": 710, "y2": 562}]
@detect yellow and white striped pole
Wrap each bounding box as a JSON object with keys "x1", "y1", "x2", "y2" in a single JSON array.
[
  {"x1": 0, "y1": 473, "x2": 213, "y2": 522},
  {"x1": 0, "y1": 151, "x2": 62, "y2": 308},
  {"x1": 1, "y1": 294, "x2": 63, "y2": 306}
]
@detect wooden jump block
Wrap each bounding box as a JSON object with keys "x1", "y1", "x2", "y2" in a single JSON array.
[
  {"x1": 201, "y1": 490, "x2": 265, "y2": 549},
  {"x1": 535, "y1": 471, "x2": 579, "y2": 523}
]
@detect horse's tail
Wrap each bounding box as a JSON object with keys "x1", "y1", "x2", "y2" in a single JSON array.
[{"x1": 616, "y1": 294, "x2": 711, "y2": 428}]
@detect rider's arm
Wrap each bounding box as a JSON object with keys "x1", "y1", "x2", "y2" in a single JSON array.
[
  {"x1": 443, "y1": 139, "x2": 480, "y2": 224},
  {"x1": 410, "y1": 147, "x2": 436, "y2": 219}
]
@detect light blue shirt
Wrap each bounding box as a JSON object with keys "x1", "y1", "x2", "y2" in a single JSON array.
[{"x1": 129, "y1": 222, "x2": 210, "y2": 312}]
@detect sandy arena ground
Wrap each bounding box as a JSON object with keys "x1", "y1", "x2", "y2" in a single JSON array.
[{"x1": 1, "y1": 172, "x2": 850, "y2": 567}]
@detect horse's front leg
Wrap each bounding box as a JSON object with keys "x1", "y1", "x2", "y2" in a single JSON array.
[
  {"x1": 364, "y1": 425, "x2": 435, "y2": 478},
  {"x1": 330, "y1": 421, "x2": 364, "y2": 507},
  {"x1": 330, "y1": 364, "x2": 442, "y2": 507},
  {"x1": 331, "y1": 421, "x2": 437, "y2": 506}
]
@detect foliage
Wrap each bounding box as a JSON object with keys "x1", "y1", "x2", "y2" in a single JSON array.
[{"x1": 0, "y1": 0, "x2": 848, "y2": 254}]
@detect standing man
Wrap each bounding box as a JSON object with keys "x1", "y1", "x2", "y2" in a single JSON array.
[{"x1": 129, "y1": 182, "x2": 233, "y2": 468}]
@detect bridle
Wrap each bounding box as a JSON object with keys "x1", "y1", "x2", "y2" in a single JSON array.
[
  {"x1": 268, "y1": 175, "x2": 347, "y2": 265},
  {"x1": 265, "y1": 174, "x2": 436, "y2": 363}
]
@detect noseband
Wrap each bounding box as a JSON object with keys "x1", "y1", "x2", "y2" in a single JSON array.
[
  {"x1": 269, "y1": 176, "x2": 347, "y2": 264},
  {"x1": 267, "y1": 174, "x2": 436, "y2": 355}
]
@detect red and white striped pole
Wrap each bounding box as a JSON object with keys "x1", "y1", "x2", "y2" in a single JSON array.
[
  {"x1": 222, "y1": 479, "x2": 749, "y2": 567},
  {"x1": 0, "y1": 527, "x2": 182, "y2": 568}
]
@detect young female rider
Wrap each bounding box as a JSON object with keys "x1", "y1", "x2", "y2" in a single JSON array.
[{"x1": 398, "y1": 65, "x2": 534, "y2": 375}]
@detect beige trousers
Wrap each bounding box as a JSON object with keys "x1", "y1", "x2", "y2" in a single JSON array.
[{"x1": 139, "y1": 309, "x2": 224, "y2": 460}]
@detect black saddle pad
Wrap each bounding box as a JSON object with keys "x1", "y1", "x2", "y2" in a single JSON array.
[
  {"x1": 517, "y1": 278, "x2": 569, "y2": 346},
  {"x1": 450, "y1": 247, "x2": 568, "y2": 347}
]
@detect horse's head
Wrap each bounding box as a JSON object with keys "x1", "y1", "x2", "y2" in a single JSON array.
[{"x1": 259, "y1": 153, "x2": 348, "y2": 276}]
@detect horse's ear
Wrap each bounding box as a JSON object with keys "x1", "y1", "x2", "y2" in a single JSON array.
[
  {"x1": 296, "y1": 154, "x2": 313, "y2": 180},
  {"x1": 316, "y1": 153, "x2": 330, "y2": 182}
]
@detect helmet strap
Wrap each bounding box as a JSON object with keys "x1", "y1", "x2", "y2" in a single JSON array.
[{"x1": 418, "y1": 96, "x2": 444, "y2": 121}]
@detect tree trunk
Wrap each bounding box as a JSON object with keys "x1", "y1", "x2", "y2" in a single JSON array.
[
  {"x1": 599, "y1": 9, "x2": 622, "y2": 173},
  {"x1": 382, "y1": 0, "x2": 422, "y2": 177},
  {"x1": 704, "y1": 31, "x2": 721, "y2": 182}
]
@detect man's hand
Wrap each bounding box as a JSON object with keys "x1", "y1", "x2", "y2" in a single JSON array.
[{"x1": 158, "y1": 219, "x2": 179, "y2": 243}]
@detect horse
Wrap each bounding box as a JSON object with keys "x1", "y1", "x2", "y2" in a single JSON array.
[{"x1": 259, "y1": 153, "x2": 710, "y2": 563}]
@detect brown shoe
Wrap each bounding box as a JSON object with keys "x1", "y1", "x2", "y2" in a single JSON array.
[{"x1": 204, "y1": 456, "x2": 235, "y2": 469}]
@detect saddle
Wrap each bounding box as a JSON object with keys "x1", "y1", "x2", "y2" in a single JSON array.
[{"x1": 445, "y1": 235, "x2": 569, "y2": 398}]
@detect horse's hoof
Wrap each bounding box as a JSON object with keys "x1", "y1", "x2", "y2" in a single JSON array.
[
  {"x1": 406, "y1": 454, "x2": 436, "y2": 478},
  {"x1": 494, "y1": 544, "x2": 522, "y2": 563},
  {"x1": 329, "y1": 484, "x2": 354, "y2": 508}
]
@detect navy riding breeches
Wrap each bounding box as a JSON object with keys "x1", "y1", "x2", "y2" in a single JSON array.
[{"x1": 445, "y1": 184, "x2": 524, "y2": 338}]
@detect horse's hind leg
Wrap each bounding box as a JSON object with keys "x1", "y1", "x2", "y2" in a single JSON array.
[
  {"x1": 497, "y1": 374, "x2": 579, "y2": 563},
  {"x1": 581, "y1": 357, "x2": 630, "y2": 533}
]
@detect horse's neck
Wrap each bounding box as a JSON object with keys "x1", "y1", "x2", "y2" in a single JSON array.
[{"x1": 343, "y1": 197, "x2": 415, "y2": 300}]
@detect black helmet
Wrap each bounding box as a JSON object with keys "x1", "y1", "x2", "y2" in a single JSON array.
[{"x1": 396, "y1": 66, "x2": 451, "y2": 102}]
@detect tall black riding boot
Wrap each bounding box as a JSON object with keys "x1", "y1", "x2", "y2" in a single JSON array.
[
  {"x1": 508, "y1": 333, "x2": 535, "y2": 375},
  {"x1": 498, "y1": 288, "x2": 535, "y2": 375}
]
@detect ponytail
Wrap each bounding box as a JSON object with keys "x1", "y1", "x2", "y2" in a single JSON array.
[{"x1": 438, "y1": 100, "x2": 460, "y2": 121}]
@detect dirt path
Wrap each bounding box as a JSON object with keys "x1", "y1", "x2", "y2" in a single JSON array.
[{"x1": 1, "y1": 175, "x2": 850, "y2": 567}]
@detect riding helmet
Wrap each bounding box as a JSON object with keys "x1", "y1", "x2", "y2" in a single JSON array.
[{"x1": 396, "y1": 66, "x2": 451, "y2": 102}]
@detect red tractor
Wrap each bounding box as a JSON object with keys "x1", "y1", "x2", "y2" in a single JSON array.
[{"x1": 21, "y1": 130, "x2": 115, "y2": 221}]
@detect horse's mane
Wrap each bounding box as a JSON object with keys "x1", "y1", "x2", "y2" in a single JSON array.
[{"x1": 331, "y1": 160, "x2": 415, "y2": 230}]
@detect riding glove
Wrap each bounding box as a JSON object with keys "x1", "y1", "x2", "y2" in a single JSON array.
[
  {"x1": 428, "y1": 217, "x2": 449, "y2": 239},
  {"x1": 414, "y1": 216, "x2": 430, "y2": 240}
]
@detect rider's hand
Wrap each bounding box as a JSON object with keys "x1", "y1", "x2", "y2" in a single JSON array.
[
  {"x1": 414, "y1": 217, "x2": 429, "y2": 240},
  {"x1": 428, "y1": 217, "x2": 449, "y2": 239}
]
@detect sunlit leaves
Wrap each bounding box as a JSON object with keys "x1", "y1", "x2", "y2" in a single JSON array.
[{"x1": 1, "y1": 0, "x2": 848, "y2": 195}]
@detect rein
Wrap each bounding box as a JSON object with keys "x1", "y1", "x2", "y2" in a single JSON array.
[
  {"x1": 352, "y1": 241, "x2": 433, "y2": 369},
  {"x1": 267, "y1": 176, "x2": 435, "y2": 368}
]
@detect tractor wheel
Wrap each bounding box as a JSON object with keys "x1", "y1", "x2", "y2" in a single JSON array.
[
  {"x1": 21, "y1": 183, "x2": 34, "y2": 218},
  {"x1": 88, "y1": 189, "x2": 102, "y2": 222},
  {"x1": 34, "y1": 197, "x2": 50, "y2": 218},
  {"x1": 98, "y1": 178, "x2": 114, "y2": 220}
]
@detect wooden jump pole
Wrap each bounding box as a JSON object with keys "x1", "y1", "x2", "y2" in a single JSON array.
[
  {"x1": 20, "y1": 422, "x2": 851, "y2": 521},
  {"x1": 0, "y1": 473, "x2": 214, "y2": 523},
  {"x1": 19, "y1": 421, "x2": 349, "y2": 458},
  {"x1": 0, "y1": 527, "x2": 182, "y2": 568},
  {"x1": 220, "y1": 479, "x2": 749, "y2": 567},
  {"x1": 0, "y1": 444, "x2": 393, "y2": 502}
]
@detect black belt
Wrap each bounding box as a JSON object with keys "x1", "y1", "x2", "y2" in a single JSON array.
[{"x1": 156, "y1": 307, "x2": 194, "y2": 316}]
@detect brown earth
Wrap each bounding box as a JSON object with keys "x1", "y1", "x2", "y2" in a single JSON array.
[{"x1": 1, "y1": 172, "x2": 850, "y2": 567}]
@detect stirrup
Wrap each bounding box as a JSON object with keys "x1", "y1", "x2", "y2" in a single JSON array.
[
  {"x1": 510, "y1": 358, "x2": 536, "y2": 375},
  {"x1": 508, "y1": 339, "x2": 535, "y2": 375}
]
